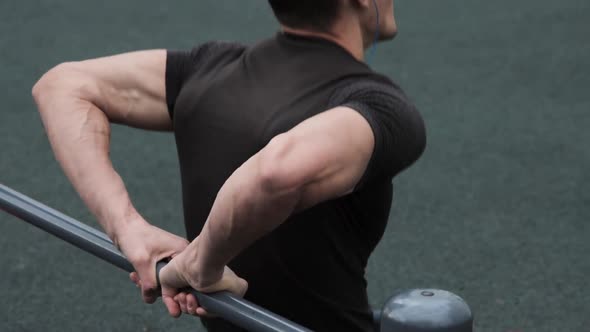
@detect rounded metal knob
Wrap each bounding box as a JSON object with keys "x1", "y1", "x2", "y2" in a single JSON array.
[{"x1": 380, "y1": 289, "x2": 473, "y2": 332}]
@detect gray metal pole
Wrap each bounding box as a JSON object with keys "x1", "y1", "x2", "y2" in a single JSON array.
[{"x1": 0, "y1": 183, "x2": 312, "y2": 332}]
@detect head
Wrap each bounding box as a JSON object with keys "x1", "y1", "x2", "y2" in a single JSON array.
[{"x1": 268, "y1": 0, "x2": 397, "y2": 48}]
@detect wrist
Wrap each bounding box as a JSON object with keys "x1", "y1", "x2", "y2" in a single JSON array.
[
  {"x1": 179, "y1": 237, "x2": 224, "y2": 289},
  {"x1": 110, "y1": 212, "x2": 149, "y2": 249}
]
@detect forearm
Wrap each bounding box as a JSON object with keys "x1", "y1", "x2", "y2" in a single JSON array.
[
  {"x1": 33, "y1": 72, "x2": 143, "y2": 243},
  {"x1": 184, "y1": 153, "x2": 302, "y2": 286}
]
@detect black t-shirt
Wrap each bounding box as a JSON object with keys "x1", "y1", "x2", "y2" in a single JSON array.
[{"x1": 166, "y1": 32, "x2": 426, "y2": 332}]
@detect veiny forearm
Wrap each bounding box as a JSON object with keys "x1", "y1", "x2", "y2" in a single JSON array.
[
  {"x1": 184, "y1": 154, "x2": 302, "y2": 286},
  {"x1": 33, "y1": 81, "x2": 141, "y2": 243}
]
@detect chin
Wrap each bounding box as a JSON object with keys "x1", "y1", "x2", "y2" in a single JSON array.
[
  {"x1": 380, "y1": 25, "x2": 398, "y2": 41},
  {"x1": 378, "y1": 16, "x2": 398, "y2": 40}
]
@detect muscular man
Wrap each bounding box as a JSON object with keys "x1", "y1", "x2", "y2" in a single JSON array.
[{"x1": 32, "y1": 0, "x2": 426, "y2": 331}]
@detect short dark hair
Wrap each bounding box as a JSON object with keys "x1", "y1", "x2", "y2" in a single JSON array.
[{"x1": 268, "y1": 0, "x2": 341, "y2": 31}]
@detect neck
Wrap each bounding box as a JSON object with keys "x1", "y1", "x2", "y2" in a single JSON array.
[{"x1": 281, "y1": 21, "x2": 366, "y2": 62}]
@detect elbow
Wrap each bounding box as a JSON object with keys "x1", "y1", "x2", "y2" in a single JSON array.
[
  {"x1": 257, "y1": 134, "x2": 306, "y2": 194},
  {"x1": 32, "y1": 62, "x2": 83, "y2": 107}
]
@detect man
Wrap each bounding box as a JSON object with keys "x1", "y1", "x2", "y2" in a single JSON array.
[{"x1": 32, "y1": 0, "x2": 426, "y2": 330}]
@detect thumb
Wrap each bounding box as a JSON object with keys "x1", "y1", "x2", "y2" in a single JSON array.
[
  {"x1": 140, "y1": 278, "x2": 159, "y2": 304},
  {"x1": 199, "y1": 267, "x2": 248, "y2": 297},
  {"x1": 136, "y1": 262, "x2": 159, "y2": 304},
  {"x1": 159, "y1": 258, "x2": 190, "y2": 290},
  {"x1": 160, "y1": 279, "x2": 182, "y2": 318},
  {"x1": 228, "y1": 276, "x2": 248, "y2": 297},
  {"x1": 223, "y1": 266, "x2": 248, "y2": 297}
]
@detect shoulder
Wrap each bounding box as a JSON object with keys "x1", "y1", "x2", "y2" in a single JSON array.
[
  {"x1": 196, "y1": 40, "x2": 247, "y2": 60},
  {"x1": 327, "y1": 74, "x2": 424, "y2": 137},
  {"x1": 165, "y1": 41, "x2": 248, "y2": 116},
  {"x1": 328, "y1": 74, "x2": 427, "y2": 181},
  {"x1": 328, "y1": 74, "x2": 413, "y2": 112},
  {"x1": 169, "y1": 40, "x2": 247, "y2": 71}
]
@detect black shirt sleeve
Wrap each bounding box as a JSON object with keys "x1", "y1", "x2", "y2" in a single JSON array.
[
  {"x1": 328, "y1": 78, "x2": 427, "y2": 189},
  {"x1": 165, "y1": 41, "x2": 246, "y2": 118}
]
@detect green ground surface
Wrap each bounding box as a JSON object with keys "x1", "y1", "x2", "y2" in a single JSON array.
[{"x1": 1, "y1": 1, "x2": 588, "y2": 331}]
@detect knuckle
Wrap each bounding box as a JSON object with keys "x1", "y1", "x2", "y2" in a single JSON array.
[
  {"x1": 135, "y1": 252, "x2": 151, "y2": 265},
  {"x1": 142, "y1": 282, "x2": 156, "y2": 291},
  {"x1": 129, "y1": 253, "x2": 151, "y2": 269}
]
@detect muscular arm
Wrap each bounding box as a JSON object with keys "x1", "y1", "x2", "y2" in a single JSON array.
[
  {"x1": 180, "y1": 107, "x2": 376, "y2": 286},
  {"x1": 175, "y1": 78, "x2": 427, "y2": 289},
  {"x1": 32, "y1": 50, "x2": 170, "y2": 244}
]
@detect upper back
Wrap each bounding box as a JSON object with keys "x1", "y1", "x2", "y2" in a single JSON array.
[{"x1": 170, "y1": 32, "x2": 388, "y2": 238}]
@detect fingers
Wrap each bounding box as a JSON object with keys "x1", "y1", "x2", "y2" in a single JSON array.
[
  {"x1": 196, "y1": 307, "x2": 209, "y2": 317},
  {"x1": 118, "y1": 222, "x2": 190, "y2": 305},
  {"x1": 186, "y1": 293, "x2": 198, "y2": 315},
  {"x1": 130, "y1": 272, "x2": 160, "y2": 305},
  {"x1": 176, "y1": 293, "x2": 187, "y2": 313},
  {"x1": 142, "y1": 284, "x2": 159, "y2": 304},
  {"x1": 162, "y1": 295, "x2": 181, "y2": 318},
  {"x1": 135, "y1": 260, "x2": 160, "y2": 304},
  {"x1": 129, "y1": 272, "x2": 140, "y2": 288},
  {"x1": 132, "y1": 271, "x2": 162, "y2": 307},
  {"x1": 173, "y1": 292, "x2": 209, "y2": 317},
  {"x1": 136, "y1": 269, "x2": 159, "y2": 303}
]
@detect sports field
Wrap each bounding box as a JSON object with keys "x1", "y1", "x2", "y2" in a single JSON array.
[{"x1": 1, "y1": 1, "x2": 588, "y2": 331}]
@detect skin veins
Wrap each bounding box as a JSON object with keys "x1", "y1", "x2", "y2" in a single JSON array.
[
  {"x1": 32, "y1": 0, "x2": 399, "y2": 318},
  {"x1": 160, "y1": 0, "x2": 399, "y2": 316}
]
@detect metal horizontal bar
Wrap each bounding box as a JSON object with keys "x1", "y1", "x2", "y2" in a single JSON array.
[{"x1": 0, "y1": 183, "x2": 312, "y2": 332}]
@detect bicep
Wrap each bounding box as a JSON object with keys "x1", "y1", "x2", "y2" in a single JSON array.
[
  {"x1": 260, "y1": 106, "x2": 375, "y2": 209},
  {"x1": 45, "y1": 50, "x2": 171, "y2": 131}
]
